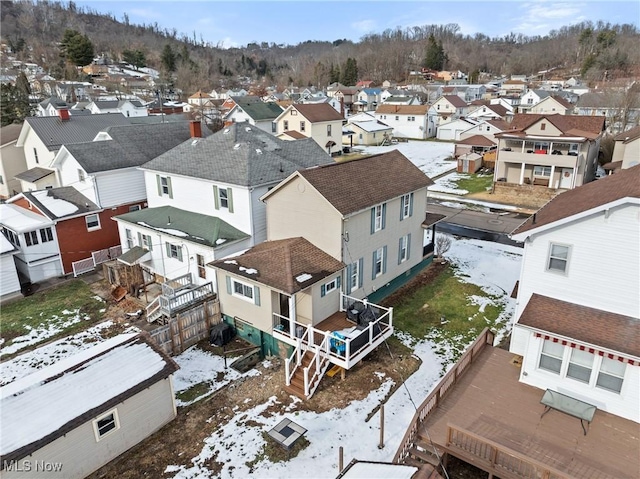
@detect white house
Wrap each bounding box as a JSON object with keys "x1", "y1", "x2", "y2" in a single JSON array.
[
  {"x1": 375, "y1": 105, "x2": 433, "y2": 139},
  {"x1": 16, "y1": 112, "x2": 131, "y2": 173},
  {"x1": 223, "y1": 101, "x2": 283, "y2": 133},
  {"x1": 436, "y1": 118, "x2": 479, "y2": 141},
  {"x1": 345, "y1": 113, "x2": 393, "y2": 146},
  {"x1": 116, "y1": 123, "x2": 333, "y2": 286},
  {"x1": 274, "y1": 103, "x2": 344, "y2": 155},
  {"x1": 610, "y1": 125, "x2": 640, "y2": 171},
  {"x1": 465, "y1": 103, "x2": 509, "y2": 122},
  {"x1": 87, "y1": 99, "x2": 148, "y2": 117},
  {"x1": 459, "y1": 118, "x2": 510, "y2": 142},
  {"x1": 0, "y1": 234, "x2": 21, "y2": 302},
  {"x1": 0, "y1": 203, "x2": 62, "y2": 283},
  {"x1": 432, "y1": 95, "x2": 469, "y2": 124},
  {"x1": 529, "y1": 96, "x2": 574, "y2": 115},
  {"x1": 0, "y1": 333, "x2": 178, "y2": 479},
  {"x1": 509, "y1": 165, "x2": 640, "y2": 423}
]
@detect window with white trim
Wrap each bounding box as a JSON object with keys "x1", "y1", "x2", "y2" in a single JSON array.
[
  {"x1": 125, "y1": 229, "x2": 134, "y2": 248},
  {"x1": 401, "y1": 193, "x2": 411, "y2": 219},
  {"x1": 24, "y1": 230, "x2": 39, "y2": 246},
  {"x1": 300, "y1": 121, "x2": 306, "y2": 132},
  {"x1": 374, "y1": 247, "x2": 384, "y2": 277},
  {"x1": 538, "y1": 339, "x2": 563, "y2": 374},
  {"x1": 167, "y1": 243, "x2": 183, "y2": 261},
  {"x1": 233, "y1": 279, "x2": 254, "y2": 301},
  {"x1": 533, "y1": 165, "x2": 552, "y2": 177},
  {"x1": 327, "y1": 124, "x2": 332, "y2": 136},
  {"x1": 160, "y1": 176, "x2": 170, "y2": 195},
  {"x1": 283, "y1": 120, "x2": 289, "y2": 131},
  {"x1": 141, "y1": 233, "x2": 153, "y2": 251},
  {"x1": 596, "y1": 357, "x2": 625, "y2": 393},
  {"x1": 85, "y1": 214, "x2": 100, "y2": 231},
  {"x1": 566, "y1": 348, "x2": 594, "y2": 383},
  {"x1": 547, "y1": 243, "x2": 570, "y2": 274},
  {"x1": 324, "y1": 278, "x2": 337, "y2": 294},
  {"x1": 219, "y1": 188, "x2": 229, "y2": 209},
  {"x1": 350, "y1": 261, "x2": 360, "y2": 291},
  {"x1": 78, "y1": 169, "x2": 85, "y2": 182},
  {"x1": 39, "y1": 227, "x2": 53, "y2": 243},
  {"x1": 33, "y1": 148, "x2": 39, "y2": 164},
  {"x1": 197, "y1": 254, "x2": 206, "y2": 279},
  {"x1": 93, "y1": 409, "x2": 120, "y2": 441},
  {"x1": 374, "y1": 204, "x2": 383, "y2": 231},
  {"x1": 399, "y1": 235, "x2": 409, "y2": 263}
]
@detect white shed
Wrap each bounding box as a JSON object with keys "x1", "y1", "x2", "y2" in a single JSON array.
[
  {"x1": 0, "y1": 234, "x2": 21, "y2": 302},
  {"x1": 0, "y1": 333, "x2": 179, "y2": 479}
]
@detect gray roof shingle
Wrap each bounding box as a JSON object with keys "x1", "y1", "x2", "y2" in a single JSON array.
[
  {"x1": 63, "y1": 122, "x2": 202, "y2": 173},
  {"x1": 14, "y1": 167, "x2": 56, "y2": 182},
  {"x1": 22, "y1": 186, "x2": 100, "y2": 220},
  {"x1": 24, "y1": 113, "x2": 131, "y2": 151},
  {"x1": 142, "y1": 123, "x2": 333, "y2": 187}
]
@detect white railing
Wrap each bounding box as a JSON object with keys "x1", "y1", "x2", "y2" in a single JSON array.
[
  {"x1": 272, "y1": 294, "x2": 394, "y2": 370},
  {"x1": 72, "y1": 245, "x2": 122, "y2": 277},
  {"x1": 162, "y1": 273, "x2": 193, "y2": 296},
  {"x1": 146, "y1": 296, "x2": 163, "y2": 323},
  {"x1": 304, "y1": 332, "x2": 331, "y2": 397}
]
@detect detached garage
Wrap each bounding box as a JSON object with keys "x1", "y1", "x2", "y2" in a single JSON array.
[{"x1": 0, "y1": 334, "x2": 179, "y2": 479}]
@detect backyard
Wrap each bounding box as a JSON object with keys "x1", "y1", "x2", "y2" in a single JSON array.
[{"x1": 1, "y1": 236, "x2": 522, "y2": 478}]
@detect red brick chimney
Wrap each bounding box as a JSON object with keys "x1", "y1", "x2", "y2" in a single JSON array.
[
  {"x1": 189, "y1": 120, "x2": 202, "y2": 138},
  {"x1": 58, "y1": 108, "x2": 70, "y2": 121}
]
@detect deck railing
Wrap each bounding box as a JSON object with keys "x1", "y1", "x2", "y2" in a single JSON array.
[
  {"x1": 272, "y1": 307, "x2": 393, "y2": 369},
  {"x1": 393, "y1": 327, "x2": 495, "y2": 463},
  {"x1": 162, "y1": 273, "x2": 193, "y2": 297},
  {"x1": 304, "y1": 332, "x2": 331, "y2": 397},
  {"x1": 446, "y1": 424, "x2": 572, "y2": 479}
]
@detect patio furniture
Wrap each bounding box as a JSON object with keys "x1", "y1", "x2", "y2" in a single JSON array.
[{"x1": 540, "y1": 389, "x2": 596, "y2": 435}]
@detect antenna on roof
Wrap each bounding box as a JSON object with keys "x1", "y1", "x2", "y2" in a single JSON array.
[{"x1": 167, "y1": 216, "x2": 171, "y2": 225}]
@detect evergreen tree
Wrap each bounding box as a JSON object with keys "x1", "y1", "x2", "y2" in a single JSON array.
[
  {"x1": 122, "y1": 49, "x2": 146, "y2": 70},
  {"x1": 423, "y1": 34, "x2": 448, "y2": 70},
  {"x1": 60, "y1": 29, "x2": 95, "y2": 67},
  {"x1": 340, "y1": 58, "x2": 358, "y2": 85},
  {"x1": 0, "y1": 81, "x2": 31, "y2": 126},
  {"x1": 161, "y1": 44, "x2": 177, "y2": 73}
]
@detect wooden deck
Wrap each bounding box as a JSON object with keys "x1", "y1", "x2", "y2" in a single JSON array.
[
  {"x1": 418, "y1": 347, "x2": 640, "y2": 479},
  {"x1": 315, "y1": 311, "x2": 356, "y2": 332}
]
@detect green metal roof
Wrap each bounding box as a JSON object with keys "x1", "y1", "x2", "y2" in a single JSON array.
[{"x1": 115, "y1": 206, "x2": 249, "y2": 248}]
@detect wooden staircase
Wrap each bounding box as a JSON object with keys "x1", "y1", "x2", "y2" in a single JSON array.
[
  {"x1": 402, "y1": 434, "x2": 444, "y2": 479},
  {"x1": 284, "y1": 350, "x2": 316, "y2": 399}
]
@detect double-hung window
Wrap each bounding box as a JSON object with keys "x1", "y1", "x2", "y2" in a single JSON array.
[
  {"x1": 350, "y1": 260, "x2": 360, "y2": 291},
  {"x1": 566, "y1": 349, "x2": 594, "y2": 383},
  {"x1": 125, "y1": 229, "x2": 134, "y2": 249},
  {"x1": 233, "y1": 279, "x2": 253, "y2": 300},
  {"x1": 596, "y1": 357, "x2": 625, "y2": 393},
  {"x1": 399, "y1": 235, "x2": 409, "y2": 263},
  {"x1": 400, "y1": 193, "x2": 412, "y2": 220},
  {"x1": 547, "y1": 243, "x2": 570, "y2": 274},
  {"x1": 166, "y1": 242, "x2": 183, "y2": 262},
  {"x1": 373, "y1": 247, "x2": 385, "y2": 278},
  {"x1": 538, "y1": 339, "x2": 563, "y2": 374},
  {"x1": 371, "y1": 203, "x2": 386, "y2": 233},
  {"x1": 93, "y1": 409, "x2": 119, "y2": 441}
]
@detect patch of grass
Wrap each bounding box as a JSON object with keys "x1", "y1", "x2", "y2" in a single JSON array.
[
  {"x1": 246, "y1": 431, "x2": 310, "y2": 471},
  {"x1": 392, "y1": 265, "x2": 505, "y2": 359},
  {"x1": 175, "y1": 381, "x2": 214, "y2": 403},
  {"x1": 451, "y1": 173, "x2": 494, "y2": 194},
  {"x1": 0, "y1": 280, "x2": 105, "y2": 346}
]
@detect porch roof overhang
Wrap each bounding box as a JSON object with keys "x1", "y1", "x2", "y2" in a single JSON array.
[
  {"x1": 117, "y1": 246, "x2": 150, "y2": 266},
  {"x1": 496, "y1": 133, "x2": 588, "y2": 142},
  {"x1": 517, "y1": 294, "x2": 639, "y2": 359},
  {"x1": 421, "y1": 212, "x2": 447, "y2": 228}
]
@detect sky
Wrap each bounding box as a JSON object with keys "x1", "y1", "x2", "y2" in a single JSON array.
[{"x1": 73, "y1": 0, "x2": 640, "y2": 49}]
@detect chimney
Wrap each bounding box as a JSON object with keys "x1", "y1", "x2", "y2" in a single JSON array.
[
  {"x1": 58, "y1": 108, "x2": 70, "y2": 121},
  {"x1": 189, "y1": 120, "x2": 202, "y2": 138}
]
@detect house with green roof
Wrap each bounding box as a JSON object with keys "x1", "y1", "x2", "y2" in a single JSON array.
[{"x1": 223, "y1": 101, "x2": 284, "y2": 133}]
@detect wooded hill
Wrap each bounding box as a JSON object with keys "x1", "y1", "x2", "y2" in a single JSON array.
[{"x1": 2, "y1": 0, "x2": 639, "y2": 95}]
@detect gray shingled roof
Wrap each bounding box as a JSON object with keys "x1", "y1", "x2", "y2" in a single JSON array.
[
  {"x1": 22, "y1": 186, "x2": 100, "y2": 220},
  {"x1": 14, "y1": 167, "x2": 56, "y2": 182},
  {"x1": 24, "y1": 113, "x2": 131, "y2": 151},
  {"x1": 1, "y1": 123, "x2": 24, "y2": 145},
  {"x1": 115, "y1": 205, "x2": 249, "y2": 248},
  {"x1": 142, "y1": 123, "x2": 333, "y2": 187},
  {"x1": 63, "y1": 122, "x2": 202, "y2": 173}
]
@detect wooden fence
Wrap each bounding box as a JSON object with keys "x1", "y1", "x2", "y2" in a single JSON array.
[
  {"x1": 148, "y1": 299, "x2": 222, "y2": 356},
  {"x1": 393, "y1": 327, "x2": 495, "y2": 463}
]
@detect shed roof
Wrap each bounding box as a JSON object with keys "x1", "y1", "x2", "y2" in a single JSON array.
[
  {"x1": 14, "y1": 166, "x2": 55, "y2": 183},
  {"x1": 20, "y1": 187, "x2": 100, "y2": 220},
  {"x1": 0, "y1": 334, "x2": 178, "y2": 462}
]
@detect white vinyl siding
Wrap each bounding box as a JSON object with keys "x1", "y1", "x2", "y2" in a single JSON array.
[
  {"x1": 566, "y1": 349, "x2": 594, "y2": 383},
  {"x1": 165, "y1": 242, "x2": 183, "y2": 262},
  {"x1": 93, "y1": 409, "x2": 120, "y2": 441}
]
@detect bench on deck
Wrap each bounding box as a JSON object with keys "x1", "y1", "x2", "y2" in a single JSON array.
[
  {"x1": 540, "y1": 389, "x2": 596, "y2": 435},
  {"x1": 533, "y1": 177, "x2": 549, "y2": 187}
]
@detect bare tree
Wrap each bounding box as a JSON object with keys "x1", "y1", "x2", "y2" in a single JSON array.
[{"x1": 435, "y1": 234, "x2": 453, "y2": 259}]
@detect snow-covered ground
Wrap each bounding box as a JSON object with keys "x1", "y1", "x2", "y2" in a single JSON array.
[
  {"x1": 166, "y1": 237, "x2": 522, "y2": 478},
  {"x1": 358, "y1": 140, "x2": 455, "y2": 179},
  {"x1": 0, "y1": 295, "x2": 107, "y2": 358},
  {"x1": 2, "y1": 237, "x2": 522, "y2": 478}
]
